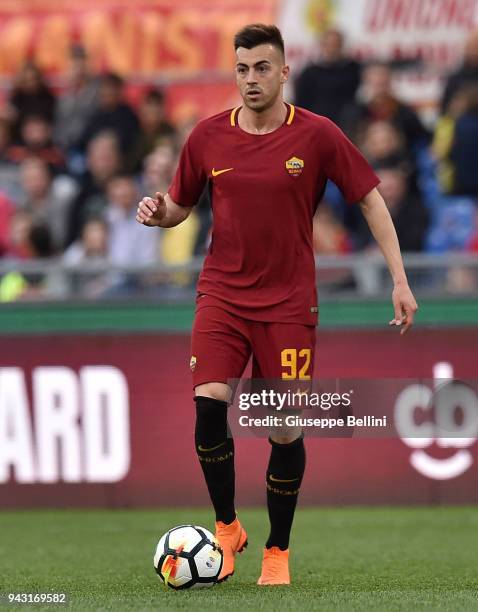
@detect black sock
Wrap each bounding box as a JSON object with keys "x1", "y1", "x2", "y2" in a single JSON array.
[
  {"x1": 265, "y1": 435, "x2": 306, "y2": 550},
  {"x1": 194, "y1": 396, "x2": 236, "y2": 525}
]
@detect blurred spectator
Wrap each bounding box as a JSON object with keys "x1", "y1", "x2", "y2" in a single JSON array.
[
  {"x1": 0, "y1": 192, "x2": 14, "y2": 256},
  {"x1": 294, "y1": 29, "x2": 360, "y2": 123},
  {"x1": 0, "y1": 118, "x2": 20, "y2": 200},
  {"x1": 469, "y1": 207, "x2": 478, "y2": 252},
  {"x1": 28, "y1": 222, "x2": 55, "y2": 258},
  {"x1": 426, "y1": 196, "x2": 475, "y2": 253},
  {"x1": 432, "y1": 89, "x2": 468, "y2": 193},
  {"x1": 66, "y1": 131, "x2": 122, "y2": 245},
  {"x1": 64, "y1": 217, "x2": 108, "y2": 264},
  {"x1": 17, "y1": 158, "x2": 74, "y2": 250},
  {"x1": 313, "y1": 202, "x2": 351, "y2": 254},
  {"x1": 139, "y1": 144, "x2": 177, "y2": 196},
  {"x1": 18, "y1": 223, "x2": 55, "y2": 299},
  {"x1": 8, "y1": 114, "x2": 65, "y2": 172},
  {"x1": 443, "y1": 200, "x2": 478, "y2": 293},
  {"x1": 54, "y1": 45, "x2": 100, "y2": 154},
  {"x1": 350, "y1": 168, "x2": 429, "y2": 252},
  {"x1": 5, "y1": 210, "x2": 33, "y2": 259},
  {"x1": 0, "y1": 217, "x2": 55, "y2": 301},
  {"x1": 128, "y1": 89, "x2": 177, "y2": 172},
  {"x1": 358, "y1": 119, "x2": 421, "y2": 198},
  {"x1": 446, "y1": 266, "x2": 478, "y2": 293},
  {"x1": 63, "y1": 217, "x2": 110, "y2": 297},
  {"x1": 78, "y1": 72, "x2": 139, "y2": 156},
  {"x1": 434, "y1": 85, "x2": 478, "y2": 197},
  {"x1": 340, "y1": 62, "x2": 430, "y2": 151},
  {"x1": 137, "y1": 141, "x2": 200, "y2": 273},
  {"x1": 359, "y1": 120, "x2": 410, "y2": 172},
  {"x1": 8, "y1": 61, "x2": 56, "y2": 140},
  {"x1": 448, "y1": 85, "x2": 478, "y2": 196},
  {"x1": 442, "y1": 30, "x2": 478, "y2": 113},
  {"x1": 176, "y1": 116, "x2": 200, "y2": 149},
  {"x1": 313, "y1": 202, "x2": 354, "y2": 291},
  {"x1": 165, "y1": 117, "x2": 210, "y2": 258},
  {"x1": 105, "y1": 174, "x2": 158, "y2": 266}
]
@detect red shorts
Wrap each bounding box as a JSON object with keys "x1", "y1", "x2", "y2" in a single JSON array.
[{"x1": 190, "y1": 305, "x2": 316, "y2": 388}]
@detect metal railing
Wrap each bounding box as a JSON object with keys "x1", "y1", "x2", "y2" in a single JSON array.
[{"x1": 1, "y1": 253, "x2": 478, "y2": 302}]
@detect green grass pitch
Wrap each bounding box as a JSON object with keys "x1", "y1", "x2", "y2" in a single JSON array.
[{"x1": 1, "y1": 507, "x2": 477, "y2": 611}]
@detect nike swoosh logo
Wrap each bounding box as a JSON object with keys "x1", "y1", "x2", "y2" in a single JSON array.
[
  {"x1": 198, "y1": 441, "x2": 227, "y2": 452},
  {"x1": 269, "y1": 475, "x2": 299, "y2": 483},
  {"x1": 211, "y1": 167, "x2": 234, "y2": 177}
]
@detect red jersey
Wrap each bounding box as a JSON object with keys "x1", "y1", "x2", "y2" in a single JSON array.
[{"x1": 169, "y1": 103, "x2": 379, "y2": 325}]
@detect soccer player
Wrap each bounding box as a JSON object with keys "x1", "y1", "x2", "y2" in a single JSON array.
[{"x1": 136, "y1": 24, "x2": 418, "y2": 585}]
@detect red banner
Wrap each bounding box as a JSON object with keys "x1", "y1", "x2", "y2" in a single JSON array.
[
  {"x1": 0, "y1": 0, "x2": 279, "y2": 122},
  {"x1": 0, "y1": 1, "x2": 278, "y2": 77},
  {"x1": 1, "y1": 328, "x2": 477, "y2": 508}
]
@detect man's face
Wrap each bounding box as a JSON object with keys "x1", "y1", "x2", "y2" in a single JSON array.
[
  {"x1": 465, "y1": 32, "x2": 478, "y2": 66},
  {"x1": 100, "y1": 82, "x2": 122, "y2": 109},
  {"x1": 20, "y1": 160, "x2": 50, "y2": 198},
  {"x1": 320, "y1": 30, "x2": 343, "y2": 63},
  {"x1": 377, "y1": 169, "x2": 406, "y2": 212},
  {"x1": 364, "y1": 65, "x2": 392, "y2": 100},
  {"x1": 87, "y1": 136, "x2": 120, "y2": 181},
  {"x1": 140, "y1": 99, "x2": 164, "y2": 129},
  {"x1": 69, "y1": 57, "x2": 88, "y2": 85},
  {"x1": 235, "y1": 44, "x2": 289, "y2": 112},
  {"x1": 107, "y1": 177, "x2": 138, "y2": 211}
]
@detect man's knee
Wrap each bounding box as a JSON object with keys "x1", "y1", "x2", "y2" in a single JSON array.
[
  {"x1": 269, "y1": 427, "x2": 303, "y2": 445},
  {"x1": 194, "y1": 382, "x2": 232, "y2": 403}
]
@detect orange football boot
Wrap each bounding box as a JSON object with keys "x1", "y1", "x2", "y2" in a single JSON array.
[
  {"x1": 257, "y1": 546, "x2": 290, "y2": 585},
  {"x1": 215, "y1": 517, "x2": 248, "y2": 582}
]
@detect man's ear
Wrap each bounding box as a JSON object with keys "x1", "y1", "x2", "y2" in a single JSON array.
[{"x1": 281, "y1": 65, "x2": 290, "y2": 84}]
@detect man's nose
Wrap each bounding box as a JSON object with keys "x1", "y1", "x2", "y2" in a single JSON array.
[{"x1": 246, "y1": 70, "x2": 258, "y2": 84}]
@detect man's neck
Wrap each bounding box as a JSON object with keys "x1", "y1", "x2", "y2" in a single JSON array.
[{"x1": 238, "y1": 98, "x2": 287, "y2": 135}]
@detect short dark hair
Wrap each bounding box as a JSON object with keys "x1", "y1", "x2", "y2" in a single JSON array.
[
  {"x1": 143, "y1": 88, "x2": 165, "y2": 105},
  {"x1": 29, "y1": 223, "x2": 54, "y2": 258},
  {"x1": 101, "y1": 72, "x2": 124, "y2": 89},
  {"x1": 234, "y1": 24, "x2": 285, "y2": 57},
  {"x1": 107, "y1": 173, "x2": 137, "y2": 186}
]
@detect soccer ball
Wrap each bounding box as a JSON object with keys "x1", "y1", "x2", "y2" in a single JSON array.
[{"x1": 153, "y1": 524, "x2": 223, "y2": 589}]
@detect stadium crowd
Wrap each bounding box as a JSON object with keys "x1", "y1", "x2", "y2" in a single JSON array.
[{"x1": 0, "y1": 30, "x2": 478, "y2": 299}]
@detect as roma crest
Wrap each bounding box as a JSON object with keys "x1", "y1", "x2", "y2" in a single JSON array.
[{"x1": 285, "y1": 156, "x2": 304, "y2": 177}]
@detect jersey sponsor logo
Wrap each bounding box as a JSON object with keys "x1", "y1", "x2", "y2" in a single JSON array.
[
  {"x1": 190, "y1": 355, "x2": 197, "y2": 371},
  {"x1": 285, "y1": 156, "x2": 304, "y2": 177},
  {"x1": 211, "y1": 167, "x2": 234, "y2": 177}
]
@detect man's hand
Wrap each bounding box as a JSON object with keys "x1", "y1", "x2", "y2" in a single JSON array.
[
  {"x1": 136, "y1": 192, "x2": 167, "y2": 227},
  {"x1": 390, "y1": 282, "x2": 418, "y2": 335}
]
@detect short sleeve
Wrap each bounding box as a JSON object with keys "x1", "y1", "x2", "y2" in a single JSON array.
[
  {"x1": 322, "y1": 118, "x2": 380, "y2": 204},
  {"x1": 168, "y1": 124, "x2": 208, "y2": 207}
]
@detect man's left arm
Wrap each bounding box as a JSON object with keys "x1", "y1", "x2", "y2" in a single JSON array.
[{"x1": 359, "y1": 187, "x2": 418, "y2": 335}]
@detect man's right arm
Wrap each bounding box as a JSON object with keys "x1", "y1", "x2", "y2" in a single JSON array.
[{"x1": 136, "y1": 191, "x2": 193, "y2": 228}]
